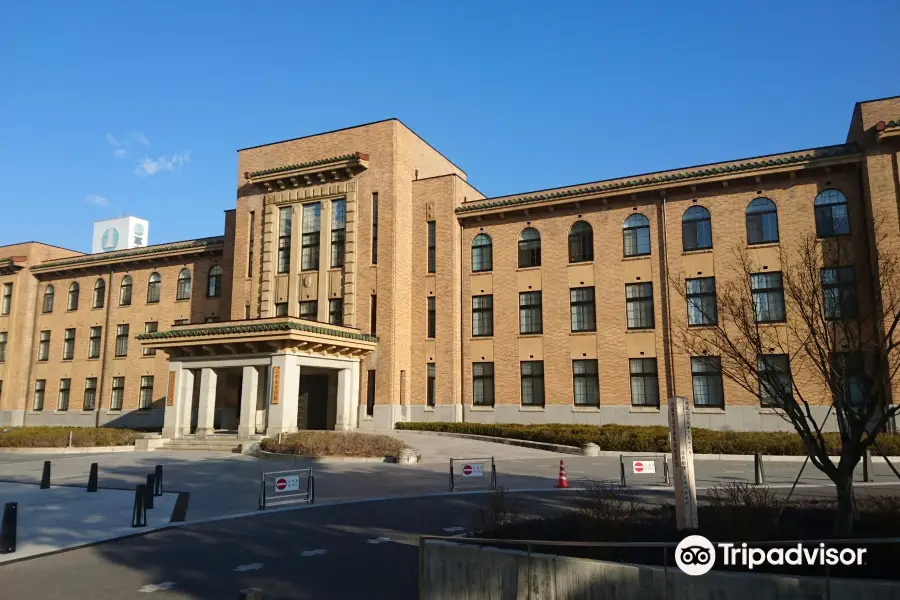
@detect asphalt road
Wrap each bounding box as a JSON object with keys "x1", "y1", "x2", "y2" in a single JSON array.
[{"x1": 0, "y1": 491, "x2": 580, "y2": 600}]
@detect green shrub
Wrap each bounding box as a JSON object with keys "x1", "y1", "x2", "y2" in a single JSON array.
[
  {"x1": 396, "y1": 422, "x2": 900, "y2": 456},
  {"x1": 0, "y1": 426, "x2": 140, "y2": 448},
  {"x1": 260, "y1": 431, "x2": 405, "y2": 457}
]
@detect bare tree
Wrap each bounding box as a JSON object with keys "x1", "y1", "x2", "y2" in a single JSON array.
[{"x1": 670, "y1": 225, "x2": 900, "y2": 535}]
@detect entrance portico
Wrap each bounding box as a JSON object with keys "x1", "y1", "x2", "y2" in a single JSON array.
[{"x1": 138, "y1": 318, "x2": 376, "y2": 439}]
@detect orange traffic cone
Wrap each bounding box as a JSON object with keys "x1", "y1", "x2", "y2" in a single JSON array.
[{"x1": 556, "y1": 460, "x2": 569, "y2": 489}]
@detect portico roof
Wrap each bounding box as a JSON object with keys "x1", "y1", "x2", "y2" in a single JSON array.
[{"x1": 137, "y1": 317, "x2": 377, "y2": 358}]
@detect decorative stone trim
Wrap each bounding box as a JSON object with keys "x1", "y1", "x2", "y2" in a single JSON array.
[
  {"x1": 32, "y1": 237, "x2": 224, "y2": 271},
  {"x1": 247, "y1": 152, "x2": 368, "y2": 178},
  {"x1": 136, "y1": 320, "x2": 378, "y2": 343}
]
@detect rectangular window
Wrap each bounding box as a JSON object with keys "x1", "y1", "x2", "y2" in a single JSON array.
[
  {"x1": 0, "y1": 332, "x2": 6, "y2": 362},
  {"x1": 691, "y1": 356, "x2": 724, "y2": 407},
  {"x1": 329, "y1": 298, "x2": 343, "y2": 326},
  {"x1": 472, "y1": 295, "x2": 494, "y2": 337},
  {"x1": 371, "y1": 192, "x2": 378, "y2": 265},
  {"x1": 248, "y1": 211, "x2": 255, "y2": 278},
  {"x1": 299, "y1": 301, "x2": 318, "y2": 321},
  {"x1": 573, "y1": 360, "x2": 600, "y2": 406},
  {"x1": 38, "y1": 330, "x2": 50, "y2": 361},
  {"x1": 110, "y1": 377, "x2": 125, "y2": 411},
  {"x1": 277, "y1": 206, "x2": 292, "y2": 274},
  {"x1": 142, "y1": 322, "x2": 157, "y2": 356},
  {"x1": 751, "y1": 272, "x2": 785, "y2": 323},
  {"x1": 370, "y1": 295, "x2": 377, "y2": 334},
  {"x1": 427, "y1": 363, "x2": 436, "y2": 407},
  {"x1": 1, "y1": 283, "x2": 11, "y2": 315},
  {"x1": 174, "y1": 319, "x2": 189, "y2": 326},
  {"x1": 301, "y1": 202, "x2": 321, "y2": 271},
  {"x1": 88, "y1": 326, "x2": 102, "y2": 359},
  {"x1": 139, "y1": 375, "x2": 154, "y2": 410},
  {"x1": 626, "y1": 283, "x2": 654, "y2": 330},
  {"x1": 83, "y1": 378, "x2": 98, "y2": 411},
  {"x1": 58, "y1": 378, "x2": 71, "y2": 411},
  {"x1": 63, "y1": 328, "x2": 75, "y2": 360},
  {"x1": 115, "y1": 324, "x2": 129, "y2": 357},
  {"x1": 832, "y1": 352, "x2": 866, "y2": 409},
  {"x1": 33, "y1": 379, "x2": 45, "y2": 411},
  {"x1": 427, "y1": 296, "x2": 436, "y2": 338},
  {"x1": 629, "y1": 358, "x2": 659, "y2": 407},
  {"x1": 204, "y1": 317, "x2": 219, "y2": 323},
  {"x1": 686, "y1": 277, "x2": 717, "y2": 326},
  {"x1": 366, "y1": 369, "x2": 376, "y2": 416},
  {"x1": 275, "y1": 302, "x2": 288, "y2": 317},
  {"x1": 427, "y1": 221, "x2": 436, "y2": 273},
  {"x1": 331, "y1": 199, "x2": 346, "y2": 268},
  {"x1": 473, "y1": 362, "x2": 495, "y2": 406},
  {"x1": 519, "y1": 291, "x2": 543, "y2": 334},
  {"x1": 570, "y1": 287, "x2": 596, "y2": 332},
  {"x1": 520, "y1": 361, "x2": 545, "y2": 407},
  {"x1": 758, "y1": 354, "x2": 792, "y2": 408},
  {"x1": 822, "y1": 267, "x2": 858, "y2": 320}
]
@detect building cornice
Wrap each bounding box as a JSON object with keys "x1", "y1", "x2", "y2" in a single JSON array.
[
  {"x1": 244, "y1": 152, "x2": 369, "y2": 192},
  {"x1": 30, "y1": 236, "x2": 224, "y2": 273},
  {"x1": 0, "y1": 257, "x2": 26, "y2": 275},
  {"x1": 876, "y1": 120, "x2": 900, "y2": 143},
  {"x1": 137, "y1": 320, "x2": 378, "y2": 343},
  {"x1": 455, "y1": 143, "x2": 861, "y2": 217}
]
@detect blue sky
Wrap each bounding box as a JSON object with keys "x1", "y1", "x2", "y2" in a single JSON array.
[{"x1": 1, "y1": 0, "x2": 898, "y2": 252}]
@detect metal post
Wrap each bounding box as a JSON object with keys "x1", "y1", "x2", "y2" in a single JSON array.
[
  {"x1": 40, "y1": 460, "x2": 51, "y2": 489},
  {"x1": 154, "y1": 465, "x2": 163, "y2": 496},
  {"x1": 491, "y1": 457, "x2": 498, "y2": 490},
  {"x1": 663, "y1": 455, "x2": 670, "y2": 486},
  {"x1": 449, "y1": 460, "x2": 455, "y2": 492},
  {"x1": 863, "y1": 450, "x2": 871, "y2": 483},
  {"x1": 238, "y1": 588, "x2": 263, "y2": 600},
  {"x1": 309, "y1": 474, "x2": 315, "y2": 504},
  {"x1": 132, "y1": 484, "x2": 147, "y2": 527},
  {"x1": 67, "y1": 431, "x2": 73, "y2": 448},
  {"x1": 619, "y1": 455, "x2": 626, "y2": 487},
  {"x1": 259, "y1": 473, "x2": 266, "y2": 510},
  {"x1": 754, "y1": 454, "x2": 766, "y2": 485},
  {"x1": 0, "y1": 502, "x2": 17, "y2": 554},
  {"x1": 145, "y1": 474, "x2": 155, "y2": 509},
  {"x1": 87, "y1": 462, "x2": 98, "y2": 492}
]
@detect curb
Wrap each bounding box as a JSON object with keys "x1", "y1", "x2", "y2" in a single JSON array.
[
  {"x1": 251, "y1": 448, "x2": 403, "y2": 463},
  {"x1": 0, "y1": 446, "x2": 135, "y2": 455}
]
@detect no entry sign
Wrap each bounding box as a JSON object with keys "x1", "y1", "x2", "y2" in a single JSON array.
[
  {"x1": 274, "y1": 475, "x2": 301, "y2": 492},
  {"x1": 461, "y1": 463, "x2": 484, "y2": 477},
  {"x1": 632, "y1": 460, "x2": 656, "y2": 474}
]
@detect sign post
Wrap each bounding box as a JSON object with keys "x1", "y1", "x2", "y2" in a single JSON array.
[{"x1": 668, "y1": 395, "x2": 698, "y2": 530}]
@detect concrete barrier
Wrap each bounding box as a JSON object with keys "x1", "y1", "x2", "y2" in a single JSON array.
[{"x1": 419, "y1": 540, "x2": 900, "y2": 600}]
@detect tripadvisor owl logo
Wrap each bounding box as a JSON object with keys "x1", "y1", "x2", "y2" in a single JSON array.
[{"x1": 676, "y1": 535, "x2": 716, "y2": 576}]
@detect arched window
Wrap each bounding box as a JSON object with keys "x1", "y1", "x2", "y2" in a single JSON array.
[
  {"x1": 682, "y1": 206, "x2": 713, "y2": 251},
  {"x1": 207, "y1": 266, "x2": 223, "y2": 298},
  {"x1": 119, "y1": 275, "x2": 133, "y2": 306},
  {"x1": 67, "y1": 282, "x2": 80, "y2": 311},
  {"x1": 147, "y1": 273, "x2": 161, "y2": 303},
  {"x1": 42, "y1": 285, "x2": 55, "y2": 313},
  {"x1": 176, "y1": 268, "x2": 191, "y2": 300},
  {"x1": 93, "y1": 279, "x2": 105, "y2": 309},
  {"x1": 472, "y1": 234, "x2": 493, "y2": 272},
  {"x1": 814, "y1": 189, "x2": 850, "y2": 237},
  {"x1": 568, "y1": 221, "x2": 594, "y2": 263},
  {"x1": 518, "y1": 227, "x2": 541, "y2": 268},
  {"x1": 746, "y1": 198, "x2": 779, "y2": 245},
  {"x1": 623, "y1": 214, "x2": 651, "y2": 257}
]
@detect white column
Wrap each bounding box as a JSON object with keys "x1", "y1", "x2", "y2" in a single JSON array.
[
  {"x1": 161, "y1": 362, "x2": 182, "y2": 439},
  {"x1": 267, "y1": 354, "x2": 300, "y2": 435},
  {"x1": 179, "y1": 368, "x2": 196, "y2": 437},
  {"x1": 238, "y1": 365, "x2": 259, "y2": 439},
  {"x1": 195, "y1": 367, "x2": 218, "y2": 439},
  {"x1": 335, "y1": 363, "x2": 358, "y2": 431},
  {"x1": 349, "y1": 361, "x2": 360, "y2": 429}
]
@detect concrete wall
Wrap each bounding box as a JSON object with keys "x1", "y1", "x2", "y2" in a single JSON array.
[{"x1": 420, "y1": 540, "x2": 900, "y2": 600}]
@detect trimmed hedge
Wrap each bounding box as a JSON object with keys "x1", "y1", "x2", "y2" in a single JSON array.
[
  {"x1": 259, "y1": 431, "x2": 406, "y2": 457},
  {"x1": 0, "y1": 426, "x2": 141, "y2": 448},
  {"x1": 395, "y1": 422, "x2": 900, "y2": 456}
]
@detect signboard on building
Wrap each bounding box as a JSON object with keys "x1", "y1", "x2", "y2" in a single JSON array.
[{"x1": 91, "y1": 217, "x2": 150, "y2": 254}]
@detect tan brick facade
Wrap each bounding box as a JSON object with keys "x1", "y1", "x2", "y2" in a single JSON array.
[{"x1": 2, "y1": 99, "x2": 899, "y2": 431}]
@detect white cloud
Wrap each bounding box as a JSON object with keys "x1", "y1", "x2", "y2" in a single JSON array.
[
  {"x1": 132, "y1": 132, "x2": 150, "y2": 146},
  {"x1": 112, "y1": 147, "x2": 129, "y2": 158},
  {"x1": 105, "y1": 133, "x2": 122, "y2": 147},
  {"x1": 85, "y1": 194, "x2": 110, "y2": 207},
  {"x1": 135, "y1": 151, "x2": 191, "y2": 177}
]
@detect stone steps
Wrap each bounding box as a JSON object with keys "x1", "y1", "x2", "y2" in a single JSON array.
[{"x1": 159, "y1": 435, "x2": 263, "y2": 453}]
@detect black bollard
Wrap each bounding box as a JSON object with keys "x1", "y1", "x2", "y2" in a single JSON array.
[
  {"x1": 87, "y1": 463, "x2": 98, "y2": 493},
  {"x1": 863, "y1": 450, "x2": 872, "y2": 482},
  {"x1": 132, "y1": 485, "x2": 146, "y2": 527},
  {"x1": 754, "y1": 453, "x2": 766, "y2": 485},
  {"x1": 154, "y1": 465, "x2": 163, "y2": 496},
  {"x1": 144, "y1": 474, "x2": 155, "y2": 509},
  {"x1": 0, "y1": 502, "x2": 17, "y2": 554},
  {"x1": 40, "y1": 460, "x2": 51, "y2": 489}
]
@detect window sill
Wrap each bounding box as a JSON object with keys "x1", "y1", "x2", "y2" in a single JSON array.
[
  {"x1": 469, "y1": 406, "x2": 495, "y2": 412},
  {"x1": 106, "y1": 410, "x2": 123, "y2": 415},
  {"x1": 572, "y1": 406, "x2": 600, "y2": 413},
  {"x1": 625, "y1": 328, "x2": 655, "y2": 333},
  {"x1": 567, "y1": 260, "x2": 593, "y2": 267},
  {"x1": 516, "y1": 266, "x2": 541, "y2": 272},
  {"x1": 53, "y1": 411, "x2": 69, "y2": 415},
  {"x1": 80, "y1": 411, "x2": 94, "y2": 415},
  {"x1": 471, "y1": 270, "x2": 492, "y2": 275},
  {"x1": 569, "y1": 331, "x2": 597, "y2": 336},
  {"x1": 118, "y1": 304, "x2": 132, "y2": 308},
  {"x1": 88, "y1": 356, "x2": 100, "y2": 361},
  {"x1": 687, "y1": 323, "x2": 718, "y2": 329},
  {"x1": 91, "y1": 306, "x2": 104, "y2": 310},
  {"x1": 141, "y1": 354, "x2": 156, "y2": 358},
  {"x1": 113, "y1": 356, "x2": 128, "y2": 360},
  {"x1": 747, "y1": 242, "x2": 780, "y2": 249},
  {"x1": 622, "y1": 254, "x2": 651, "y2": 261},
  {"x1": 175, "y1": 298, "x2": 190, "y2": 303},
  {"x1": 470, "y1": 336, "x2": 494, "y2": 340},
  {"x1": 630, "y1": 406, "x2": 660, "y2": 413},
  {"x1": 693, "y1": 407, "x2": 725, "y2": 414},
  {"x1": 29, "y1": 411, "x2": 44, "y2": 415},
  {"x1": 146, "y1": 301, "x2": 160, "y2": 305},
  {"x1": 519, "y1": 406, "x2": 545, "y2": 412},
  {"x1": 682, "y1": 248, "x2": 714, "y2": 255},
  {"x1": 423, "y1": 407, "x2": 435, "y2": 412},
  {"x1": 518, "y1": 333, "x2": 542, "y2": 339},
  {"x1": 61, "y1": 358, "x2": 73, "y2": 362}
]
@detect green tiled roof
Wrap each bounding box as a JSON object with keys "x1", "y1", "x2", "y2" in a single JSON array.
[
  {"x1": 33, "y1": 237, "x2": 224, "y2": 270},
  {"x1": 136, "y1": 320, "x2": 378, "y2": 343},
  {"x1": 455, "y1": 144, "x2": 860, "y2": 214},
  {"x1": 248, "y1": 153, "x2": 362, "y2": 178}
]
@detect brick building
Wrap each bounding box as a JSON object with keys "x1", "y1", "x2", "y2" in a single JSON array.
[{"x1": 1, "y1": 95, "x2": 899, "y2": 435}]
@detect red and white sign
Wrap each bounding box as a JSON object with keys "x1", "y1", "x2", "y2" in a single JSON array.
[
  {"x1": 274, "y1": 475, "x2": 301, "y2": 492},
  {"x1": 460, "y1": 463, "x2": 484, "y2": 477},
  {"x1": 632, "y1": 460, "x2": 656, "y2": 474}
]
